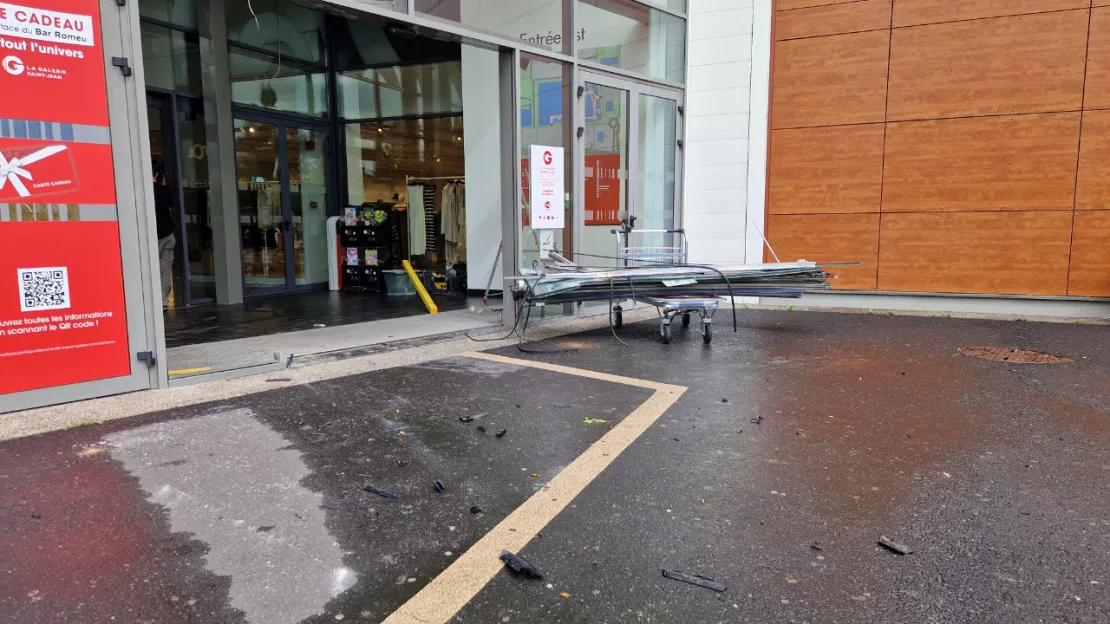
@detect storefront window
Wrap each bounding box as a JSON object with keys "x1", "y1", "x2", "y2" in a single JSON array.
[
  {"x1": 644, "y1": 0, "x2": 685, "y2": 11},
  {"x1": 338, "y1": 62, "x2": 463, "y2": 120},
  {"x1": 175, "y1": 98, "x2": 215, "y2": 302},
  {"x1": 138, "y1": 0, "x2": 199, "y2": 29},
  {"x1": 520, "y1": 55, "x2": 572, "y2": 271},
  {"x1": 229, "y1": 47, "x2": 328, "y2": 117},
  {"x1": 140, "y1": 22, "x2": 203, "y2": 94},
  {"x1": 344, "y1": 117, "x2": 465, "y2": 206},
  {"x1": 416, "y1": 0, "x2": 568, "y2": 53},
  {"x1": 225, "y1": 0, "x2": 326, "y2": 65},
  {"x1": 575, "y1": 0, "x2": 685, "y2": 83}
]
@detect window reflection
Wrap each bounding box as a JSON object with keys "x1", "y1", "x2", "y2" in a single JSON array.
[
  {"x1": 228, "y1": 47, "x2": 328, "y2": 117},
  {"x1": 576, "y1": 0, "x2": 686, "y2": 83}
]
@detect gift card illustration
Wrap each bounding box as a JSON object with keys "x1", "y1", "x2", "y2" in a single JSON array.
[{"x1": 0, "y1": 144, "x2": 78, "y2": 201}]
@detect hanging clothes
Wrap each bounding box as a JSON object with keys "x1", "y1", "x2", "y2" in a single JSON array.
[
  {"x1": 456, "y1": 182, "x2": 467, "y2": 263},
  {"x1": 441, "y1": 182, "x2": 459, "y2": 265},
  {"x1": 407, "y1": 184, "x2": 426, "y2": 256},
  {"x1": 424, "y1": 185, "x2": 437, "y2": 254}
]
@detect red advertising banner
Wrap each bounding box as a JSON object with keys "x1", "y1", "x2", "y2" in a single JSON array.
[
  {"x1": 0, "y1": 222, "x2": 131, "y2": 394},
  {"x1": 0, "y1": 0, "x2": 109, "y2": 126},
  {"x1": 0, "y1": 138, "x2": 116, "y2": 204},
  {"x1": 0, "y1": 0, "x2": 131, "y2": 397}
]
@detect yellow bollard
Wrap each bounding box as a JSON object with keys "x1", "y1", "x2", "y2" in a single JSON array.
[{"x1": 402, "y1": 260, "x2": 439, "y2": 315}]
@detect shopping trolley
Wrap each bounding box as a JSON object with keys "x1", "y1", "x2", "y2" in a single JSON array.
[{"x1": 610, "y1": 227, "x2": 721, "y2": 344}]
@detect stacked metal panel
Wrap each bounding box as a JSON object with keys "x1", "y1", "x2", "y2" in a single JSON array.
[{"x1": 513, "y1": 261, "x2": 833, "y2": 304}]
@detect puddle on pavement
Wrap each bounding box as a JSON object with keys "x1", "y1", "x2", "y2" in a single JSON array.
[{"x1": 106, "y1": 408, "x2": 356, "y2": 624}]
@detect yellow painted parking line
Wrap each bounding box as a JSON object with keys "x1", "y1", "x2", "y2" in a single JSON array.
[
  {"x1": 382, "y1": 352, "x2": 686, "y2": 624},
  {"x1": 168, "y1": 367, "x2": 213, "y2": 377}
]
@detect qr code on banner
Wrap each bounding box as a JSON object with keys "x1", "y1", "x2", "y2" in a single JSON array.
[{"x1": 18, "y1": 267, "x2": 71, "y2": 312}]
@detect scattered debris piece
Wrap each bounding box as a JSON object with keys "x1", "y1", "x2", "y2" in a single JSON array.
[
  {"x1": 878, "y1": 536, "x2": 913, "y2": 555},
  {"x1": 662, "y1": 569, "x2": 727, "y2": 592},
  {"x1": 810, "y1": 542, "x2": 823, "y2": 551},
  {"x1": 530, "y1": 473, "x2": 541, "y2": 479},
  {"x1": 750, "y1": 417, "x2": 763, "y2": 425},
  {"x1": 256, "y1": 525, "x2": 276, "y2": 533},
  {"x1": 265, "y1": 378, "x2": 292, "y2": 383},
  {"x1": 958, "y1": 346, "x2": 1073, "y2": 364},
  {"x1": 552, "y1": 403, "x2": 570, "y2": 409},
  {"x1": 459, "y1": 413, "x2": 488, "y2": 423},
  {"x1": 470, "y1": 505, "x2": 484, "y2": 514},
  {"x1": 721, "y1": 399, "x2": 729, "y2": 403},
  {"x1": 583, "y1": 418, "x2": 609, "y2": 424},
  {"x1": 314, "y1": 324, "x2": 326, "y2": 328},
  {"x1": 787, "y1": 578, "x2": 799, "y2": 585},
  {"x1": 495, "y1": 429, "x2": 508, "y2": 439},
  {"x1": 334, "y1": 614, "x2": 344, "y2": 621},
  {"x1": 322, "y1": 420, "x2": 342, "y2": 428},
  {"x1": 560, "y1": 592, "x2": 571, "y2": 598},
  {"x1": 363, "y1": 485, "x2": 398, "y2": 500},
  {"x1": 500, "y1": 550, "x2": 543, "y2": 578},
  {"x1": 476, "y1": 426, "x2": 486, "y2": 433},
  {"x1": 397, "y1": 460, "x2": 409, "y2": 468},
  {"x1": 941, "y1": 472, "x2": 952, "y2": 479},
  {"x1": 301, "y1": 425, "x2": 315, "y2": 431},
  {"x1": 434, "y1": 480, "x2": 447, "y2": 494},
  {"x1": 398, "y1": 431, "x2": 407, "y2": 437},
  {"x1": 77, "y1": 448, "x2": 104, "y2": 457}
]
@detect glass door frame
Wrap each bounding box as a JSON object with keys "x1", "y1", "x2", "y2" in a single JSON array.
[
  {"x1": 146, "y1": 89, "x2": 191, "y2": 306},
  {"x1": 231, "y1": 107, "x2": 335, "y2": 296},
  {"x1": 573, "y1": 69, "x2": 685, "y2": 316}
]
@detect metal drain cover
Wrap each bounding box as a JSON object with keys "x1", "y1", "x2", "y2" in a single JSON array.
[{"x1": 958, "y1": 347, "x2": 1073, "y2": 364}]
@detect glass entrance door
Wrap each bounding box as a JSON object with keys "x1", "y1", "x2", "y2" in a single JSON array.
[
  {"x1": 234, "y1": 116, "x2": 331, "y2": 295},
  {"x1": 575, "y1": 72, "x2": 683, "y2": 314}
]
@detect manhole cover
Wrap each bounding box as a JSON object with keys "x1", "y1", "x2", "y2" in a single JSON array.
[{"x1": 958, "y1": 347, "x2": 1073, "y2": 364}]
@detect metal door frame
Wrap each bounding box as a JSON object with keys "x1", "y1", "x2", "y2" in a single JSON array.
[
  {"x1": 573, "y1": 69, "x2": 685, "y2": 316},
  {"x1": 231, "y1": 108, "x2": 333, "y2": 296}
]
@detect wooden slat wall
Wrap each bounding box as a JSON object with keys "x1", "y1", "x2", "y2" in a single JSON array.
[{"x1": 767, "y1": 0, "x2": 1110, "y2": 297}]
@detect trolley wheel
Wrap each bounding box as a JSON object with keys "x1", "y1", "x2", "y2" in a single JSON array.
[
  {"x1": 613, "y1": 307, "x2": 623, "y2": 329},
  {"x1": 661, "y1": 323, "x2": 672, "y2": 344},
  {"x1": 682, "y1": 313, "x2": 691, "y2": 328},
  {"x1": 702, "y1": 323, "x2": 712, "y2": 344}
]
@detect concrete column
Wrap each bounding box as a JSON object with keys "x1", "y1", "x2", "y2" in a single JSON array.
[
  {"x1": 462, "y1": 44, "x2": 504, "y2": 292},
  {"x1": 198, "y1": 0, "x2": 244, "y2": 304}
]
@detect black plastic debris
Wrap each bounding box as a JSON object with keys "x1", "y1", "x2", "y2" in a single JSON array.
[
  {"x1": 552, "y1": 403, "x2": 570, "y2": 409},
  {"x1": 662, "y1": 569, "x2": 726, "y2": 592},
  {"x1": 810, "y1": 542, "x2": 823, "y2": 551},
  {"x1": 495, "y1": 429, "x2": 508, "y2": 439},
  {"x1": 470, "y1": 505, "x2": 484, "y2": 514},
  {"x1": 397, "y1": 460, "x2": 409, "y2": 468},
  {"x1": 750, "y1": 417, "x2": 763, "y2": 425},
  {"x1": 363, "y1": 485, "x2": 398, "y2": 500},
  {"x1": 499, "y1": 550, "x2": 542, "y2": 578},
  {"x1": 721, "y1": 398, "x2": 729, "y2": 403},
  {"x1": 459, "y1": 413, "x2": 488, "y2": 423},
  {"x1": 434, "y1": 480, "x2": 447, "y2": 494},
  {"x1": 878, "y1": 535, "x2": 913, "y2": 555},
  {"x1": 266, "y1": 378, "x2": 292, "y2": 383},
  {"x1": 477, "y1": 426, "x2": 486, "y2": 433},
  {"x1": 256, "y1": 525, "x2": 276, "y2": 533}
]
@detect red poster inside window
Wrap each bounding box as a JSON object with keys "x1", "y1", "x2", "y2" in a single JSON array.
[{"x1": 0, "y1": 0, "x2": 131, "y2": 397}]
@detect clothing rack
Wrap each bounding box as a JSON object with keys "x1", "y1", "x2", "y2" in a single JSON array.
[{"x1": 406, "y1": 175, "x2": 465, "y2": 183}]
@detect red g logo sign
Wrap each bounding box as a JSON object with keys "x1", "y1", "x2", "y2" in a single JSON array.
[{"x1": 543, "y1": 150, "x2": 553, "y2": 165}]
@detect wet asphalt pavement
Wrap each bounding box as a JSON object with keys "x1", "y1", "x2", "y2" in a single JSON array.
[{"x1": 1, "y1": 310, "x2": 1108, "y2": 623}]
